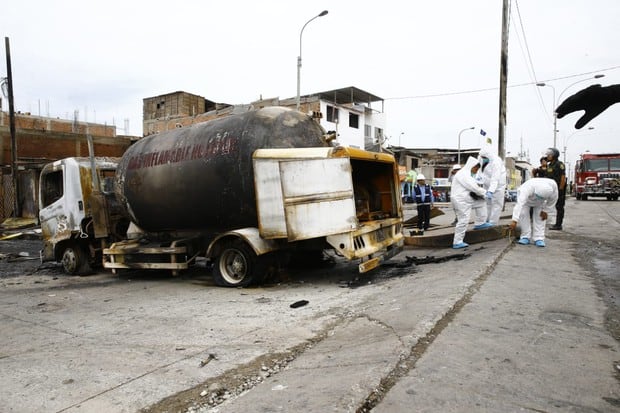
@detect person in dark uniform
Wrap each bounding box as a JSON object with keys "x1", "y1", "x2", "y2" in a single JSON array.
[
  {"x1": 533, "y1": 156, "x2": 548, "y2": 178},
  {"x1": 543, "y1": 147, "x2": 566, "y2": 230},
  {"x1": 413, "y1": 174, "x2": 434, "y2": 234}
]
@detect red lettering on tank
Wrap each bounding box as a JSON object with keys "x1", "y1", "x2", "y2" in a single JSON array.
[{"x1": 127, "y1": 137, "x2": 239, "y2": 170}]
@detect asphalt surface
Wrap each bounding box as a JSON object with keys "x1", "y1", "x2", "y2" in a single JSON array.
[{"x1": 0, "y1": 199, "x2": 619, "y2": 412}]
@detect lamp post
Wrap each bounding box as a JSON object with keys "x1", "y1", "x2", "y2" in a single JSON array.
[
  {"x1": 296, "y1": 10, "x2": 328, "y2": 111},
  {"x1": 563, "y1": 126, "x2": 594, "y2": 165},
  {"x1": 537, "y1": 74, "x2": 604, "y2": 148},
  {"x1": 457, "y1": 126, "x2": 475, "y2": 165},
  {"x1": 536, "y1": 82, "x2": 556, "y2": 147}
]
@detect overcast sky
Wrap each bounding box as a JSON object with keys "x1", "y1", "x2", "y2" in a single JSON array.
[{"x1": 1, "y1": 0, "x2": 618, "y2": 171}]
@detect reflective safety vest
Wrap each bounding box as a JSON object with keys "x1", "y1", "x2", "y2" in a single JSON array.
[{"x1": 414, "y1": 184, "x2": 433, "y2": 205}]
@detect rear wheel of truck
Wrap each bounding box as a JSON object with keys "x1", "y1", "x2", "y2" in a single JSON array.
[
  {"x1": 213, "y1": 240, "x2": 260, "y2": 287},
  {"x1": 61, "y1": 243, "x2": 92, "y2": 275}
]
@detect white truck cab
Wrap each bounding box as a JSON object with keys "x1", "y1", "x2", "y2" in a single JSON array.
[{"x1": 39, "y1": 157, "x2": 122, "y2": 274}]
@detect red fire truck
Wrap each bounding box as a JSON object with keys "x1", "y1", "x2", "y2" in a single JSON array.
[{"x1": 573, "y1": 153, "x2": 620, "y2": 201}]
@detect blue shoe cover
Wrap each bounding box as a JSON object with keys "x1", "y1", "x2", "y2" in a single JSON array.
[
  {"x1": 452, "y1": 242, "x2": 469, "y2": 249},
  {"x1": 517, "y1": 238, "x2": 529, "y2": 245},
  {"x1": 474, "y1": 222, "x2": 493, "y2": 230},
  {"x1": 535, "y1": 240, "x2": 545, "y2": 247}
]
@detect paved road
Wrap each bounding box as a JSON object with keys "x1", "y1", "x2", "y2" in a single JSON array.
[{"x1": 0, "y1": 198, "x2": 618, "y2": 412}]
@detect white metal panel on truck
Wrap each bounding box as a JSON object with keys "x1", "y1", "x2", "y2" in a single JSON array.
[
  {"x1": 253, "y1": 158, "x2": 288, "y2": 238},
  {"x1": 279, "y1": 157, "x2": 356, "y2": 241},
  {"x1": 254, "y1": 156, "x2": 357, "y2": 241}
]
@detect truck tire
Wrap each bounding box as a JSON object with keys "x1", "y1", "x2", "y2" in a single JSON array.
[
  {"x1": 213, "y1": 240, "x2": 262, "y2": 287},
  {"x1": 61, "y1": 243, "x2": 92, "y2": 275}
]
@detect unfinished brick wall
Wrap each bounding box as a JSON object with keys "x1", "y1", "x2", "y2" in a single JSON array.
[
  {"x1": 0, "y1": 128, "x2": 133, "y2": 165},
  {"x1": 0, "y1": 112, "x2": 117, "y2": 137}
]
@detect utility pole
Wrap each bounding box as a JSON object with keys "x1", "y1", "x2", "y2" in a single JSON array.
[
  {"x1": 497, "y1": 0, "x2": 509, "y2": 160},
  {"x1": 5, "y1": 37, "x2": 20, "y2": 217}
]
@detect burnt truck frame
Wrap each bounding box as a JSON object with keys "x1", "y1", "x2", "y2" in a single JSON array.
[{"x1": 39, "y1": 146, "x2": 404, "y2": 287}]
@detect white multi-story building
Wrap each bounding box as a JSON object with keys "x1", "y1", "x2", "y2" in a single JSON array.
[{"x1": 290, "y1": 86, "x2": 386, "y2": 150}]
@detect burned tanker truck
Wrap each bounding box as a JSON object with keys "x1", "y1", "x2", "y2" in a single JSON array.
[{"x1": 39, "y1": 107, "x2": 404, "y2": 287}]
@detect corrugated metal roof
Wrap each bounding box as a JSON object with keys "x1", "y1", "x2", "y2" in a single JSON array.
[{"x1": 312, "y1": 86, "x2": 383, "y2": 104}]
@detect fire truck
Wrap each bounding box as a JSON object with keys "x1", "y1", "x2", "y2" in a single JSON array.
[{"x1": 573, "y1": 153, "x2": 620, "y2": 201}]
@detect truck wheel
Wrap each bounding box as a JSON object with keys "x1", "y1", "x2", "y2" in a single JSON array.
[
  {"x1": 61, "y1": 244, "x2": 92, "y2": 275},
  {"x1": 582, "y1": 195, "x2": 588, "y2": 201},
  {"x1": 213, "y1": 240, "x2": 259, "y2": 287}
]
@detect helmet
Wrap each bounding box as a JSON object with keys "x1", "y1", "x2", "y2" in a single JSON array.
[
  {"x1": 546, "y1": 148, "x2": 560, "y2": 159},
  {"x1": 452, "y1": 164, "x2": 462, "y2": 170},
  {"x1": 417, "y1": 174, "x2": 426, "y2": 180}
]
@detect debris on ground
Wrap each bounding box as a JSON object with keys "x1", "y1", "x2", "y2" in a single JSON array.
[
  {"x1": 0, "y1": 251, "x2": 38, "y2": 262},
  {"x1": 290, "y1": 300, "x2": 309, "y2": 309},
  {"x1": 404, "y1": 252, "x2": 471, "y2": 265},
  {"x1": 0, "y1": 217, "x2": 38, "y2": 230},
  {"x1": 199, "y1": 353, "x2": 217, "y2": 367}
]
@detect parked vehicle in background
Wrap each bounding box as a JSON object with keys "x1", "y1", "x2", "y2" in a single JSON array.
[
  {"x1": 504, "y1": 189, "x2": 517, "y2": 202},
  {"x1": 573, "y1": 153, "x2": 620, "y2": 201}
]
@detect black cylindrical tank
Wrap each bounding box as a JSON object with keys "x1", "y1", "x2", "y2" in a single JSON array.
[{"x1": 115, "y1": 107, "x2": 328, "y2": 232}]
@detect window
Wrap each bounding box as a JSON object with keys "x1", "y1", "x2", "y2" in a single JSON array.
[
  {"x1": 41, "y1": 170, "x2": 63, "y2": 207},
  {"x1": 349, "y1": 113, "x2": 359, "y2": 129},
  {"x1": 375, "y1": 127, "x2": 383, "y2": 141},
  {"x1": 586, "y1": 159, "x2": 609, "y2": 172},
  {"x1": 100, "y1": 170, "x2": 116, "y2": 194},
  {"x1": 364, "y1": 124, "x2": 371, "y2": 139},
  {"x1": 326, "y1": 105, "x2": 339, "y2": 123}
]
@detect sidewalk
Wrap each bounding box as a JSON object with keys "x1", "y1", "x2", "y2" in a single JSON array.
[
  {"x1": 204, "y1": 200, "x2": 620, "y2": 413},
  {"x1": 402, "y1": 201, "x2": 516, "y2": 248}
]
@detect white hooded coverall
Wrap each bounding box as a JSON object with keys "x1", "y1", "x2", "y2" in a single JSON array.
[
  {"x1": 479, "y1": 145, "x2": 507, "y2": 225},
  {"x1": 451, "y1": 156, "x2": 488, "y2": 245},
  {"x1": 511, "y1": 178, "x2": 558, "y2": 242}
]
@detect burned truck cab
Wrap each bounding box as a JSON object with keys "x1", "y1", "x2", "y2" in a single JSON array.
[{"x1": 39, "y1": 157, "x2": 125, "y2": 274}]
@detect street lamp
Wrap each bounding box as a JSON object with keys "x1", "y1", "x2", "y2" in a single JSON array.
[
  {"x1": 296, "y1": 10, "x2": 328, "y2": 111},
  {"x1": 557, "y1": 74, "x2": 605, "y2": 106},
  {"x1": 457, "y1": 126, "x2": 475, "y2": 165},
  {"x1": 536, "y1": 82, "x2": 556, "y2": 147},
  {"x1": 537, "y1": 74, "x2": 604, "y2": 148},
  {"x1": 563, "y1": 126, "x2": 594, "y2": 165}
]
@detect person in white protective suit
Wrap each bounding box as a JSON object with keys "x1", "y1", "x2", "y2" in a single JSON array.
[
  {"x1": 508, "y1": 178, "x2": 558, "y2": 247},
  {"x1": 478, "y1": 144, "x2": 507, "y2": 225},
  {"x1": 450, "y1": 156, "x2": 489, "y2": 249},
  {"x1": 472, "y1": 167, "x2": 490, "y2": 230}
]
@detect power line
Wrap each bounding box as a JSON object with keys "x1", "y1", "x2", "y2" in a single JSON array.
[
  {"x1": 512, "y1": 0, "x2": 550, "y2": 122},
  {"x1": 385, "y1": 64, "x2": 620, "y2": 101}
]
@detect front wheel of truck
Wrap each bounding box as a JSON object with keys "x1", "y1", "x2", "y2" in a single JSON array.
[
  {"x1": 213, "y1": 240, "x2": 260, "y2": 287},
  {"x1": 61, "y1": 243, "x2": 92, "y2": 275}
]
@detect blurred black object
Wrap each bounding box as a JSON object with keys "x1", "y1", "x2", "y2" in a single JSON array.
[{"x1": 556, "y1": 84, "x2": 620, "y2": 129}]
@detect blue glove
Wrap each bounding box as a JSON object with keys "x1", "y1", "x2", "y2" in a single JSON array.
[{"x1": 485, "y1": 191, "x2": 493, "y2": 200}]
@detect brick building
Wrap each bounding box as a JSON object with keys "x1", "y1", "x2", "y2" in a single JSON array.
[{"x1": 0, "y1": 110, "x2": 136, "y2": 220}]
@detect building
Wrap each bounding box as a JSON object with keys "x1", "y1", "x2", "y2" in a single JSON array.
[
  {"x1": 142, "y1": 87, "x2": 386, "y2": 150},
  {"x1": 0, "y1": 110, "x2": 137, "y2": 221}
]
